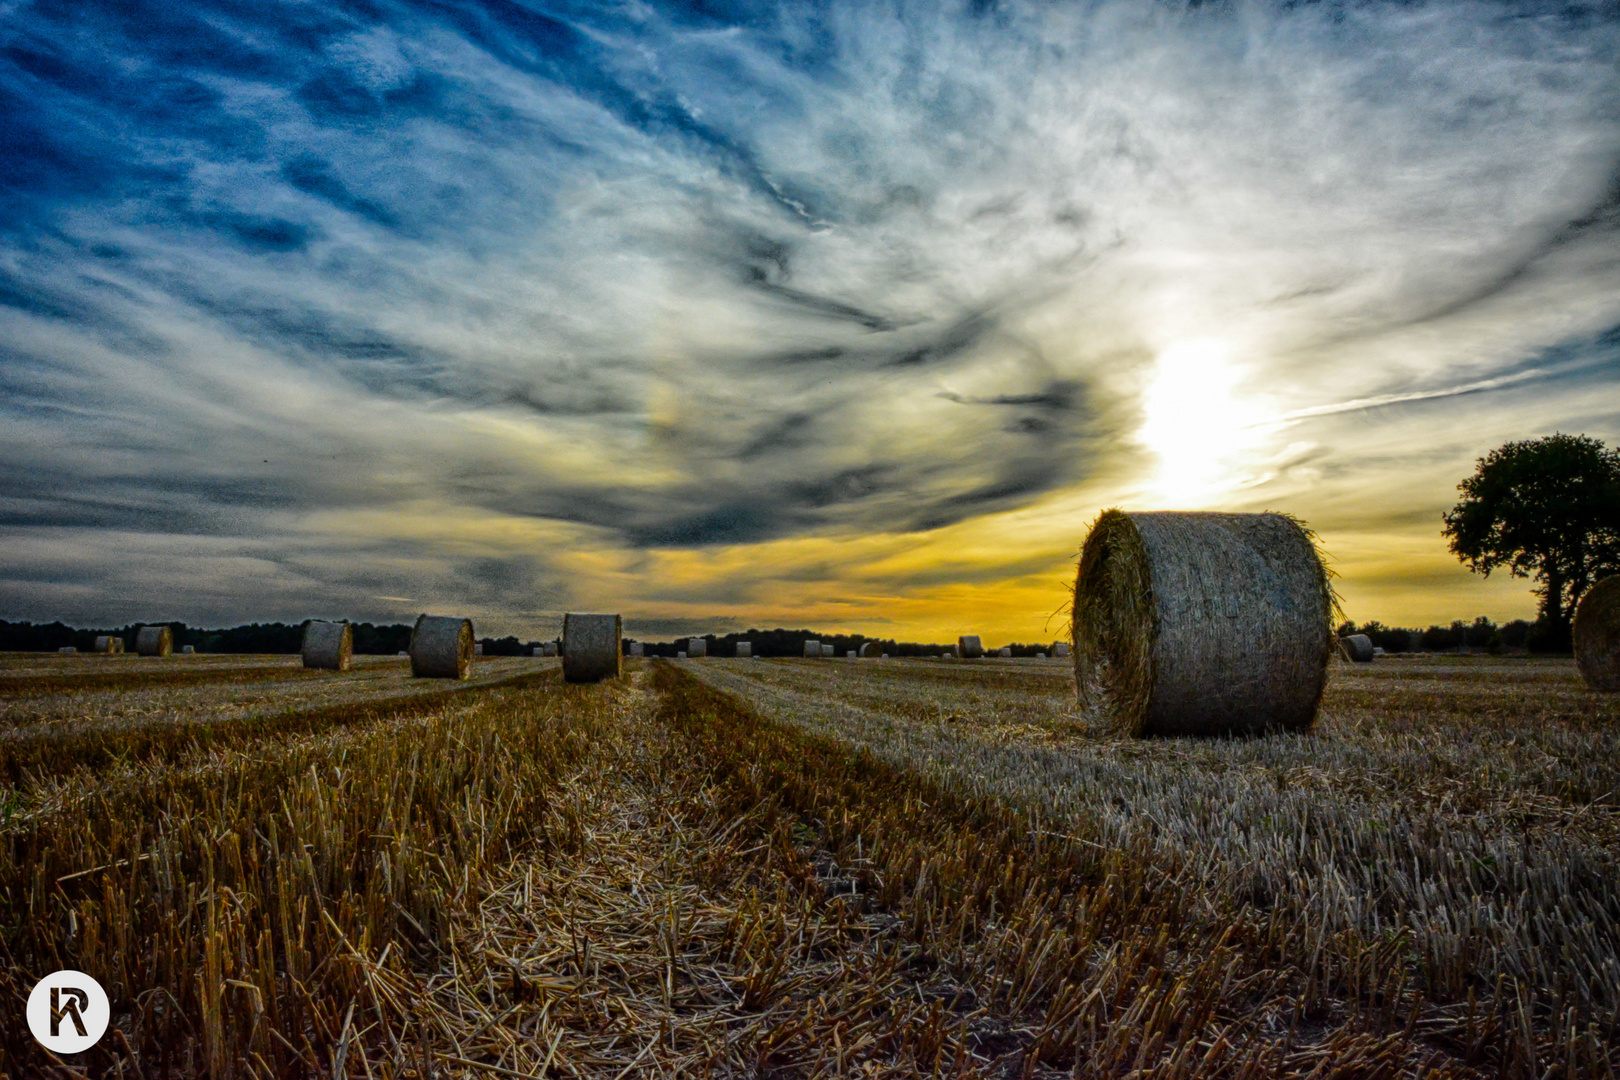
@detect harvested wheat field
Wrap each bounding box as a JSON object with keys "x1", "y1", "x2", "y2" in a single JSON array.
[{"x1": 1, "y1": 653, "x2": 1617, "y2": 1078}]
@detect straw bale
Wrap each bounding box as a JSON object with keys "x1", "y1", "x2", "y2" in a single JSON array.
[
  {"x1": 1341, "y1": 633, "x2": 1375, "y2": 663},
  {"x1": 180, "y1": 645, "x2": 195, "y2": 654},
  {"x1": 409, "y1": 614, "x2": 474, "y2": 680},
  {"x1": 821, "y1": 643, "x2": 834, "y2": 657},
  {"x1": 301, "y1": 620, "x2": 353, "y2": 671},
  {"x1": 135, "y1": 626, "x2": 173, "y2": 658},
  {"x1": 629, "y1": 642, "x2": 645, "y2": 657},
  {"x1": 397, "y1": 650, "x2": 408, "y2": 657},
  {"x1": 58, "y1": 646, "x2": 76, "y2": 654},
  {"x1": 998, "y1": 647, "x2": 1012, "y2": 658},
  {"x1": 687, "y1": 638, "x2": 708, "y2": 658},
  {"x1": 1054, "y1": 642, "x2": 1071, "y2": 658},
  {"x1": 735, "y1": 641, "x2": 751, "y2": 658},
  {"x1": 542, "y1": 642, "x2": 558, "y2": 657},
  {"x1": 846, "y1": 650, "x2": 857, "y2": 659},
  {"x1": 1072, "y1": 509, "x2": 1334, "y2": 737},
  {"x1": 92, "y1": 635, "x2": 123, "y2": 654},
  {"x1": 803, "y1": 639, "x2": 821, "y2": 658},
  {"x1": 958, "y1": 635, "x2": 984, "y2": 659},
  {"x1": 1036, "y1": 652, "x2": 1046, "y2": 659},
  {"x1": 1575, "y1": 576, "x2": 1620, "y2": 691},
  {"x1": 474, "y1": 643, "x2": 484, "y2": 656},
  {"x1": 859, "y1": 642, "x2": 881, "y2": 658},
  {"x1": 563, "y1": 613, "x2": 622, "y2": 683},
  {"x1": 1372, "y1": 646, "x2": 1384, "y2": 657},
  {"x1": 677, "y1": 650, "x2": 687, "y2": 659}
]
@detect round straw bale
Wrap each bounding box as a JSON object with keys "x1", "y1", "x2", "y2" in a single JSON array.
[
  {"x1": 398, "y1": 650, "x2": 409, "y2": 657},
  {"x1": 541, "y1": 642, "x2": 557, "y2": 657},
  {"x1": 1072, "y1": 510, "x2": 1333, "y2": 737},
  {"x1": 687, "y1": 637, "x2": 708, "y2": 658},
  {"x1": 180, "y1": 645, "x2": 195, "y2": 655},
  {"x1": 1054, "y1": 642, "x2": 1071, "y2": 658},
  {"x1": 302, "y1": 620, "x2": 353, "y2": 671},
  {"x1": 410, "y1": 614, "x2": 474, "y2": 680},
  {"x1": 804, "y1": 639, "x2": 821, "y2": 658},
  {"x1": 998, "y1": 647, "x2": 1012, "y2": 658},
  {"x1": 629, "y1": 641, "x2": 645, "y2": 657},
  {"x1": 821, "y1": 643, "x2": 835, "y2": 657},
  {"x1": 958, "y1": 635, "x2": 984, "y2": 659},
  {"x1": 58, "y1": 646, "x2": 76, "y2": 654},
  {"x1": 563, "y1": 613, "x2": 621, "y2": 683},
  {"x1": 92, "y1": 635, "x2": 120, "y2": 654},
  {"x1": 846, "y1": 650, "x2": 857, "y2": 659},
  {"x1": 474, "y1": 643, "x2": 484, "y2": 656},
  {"x1": 1340, "y1": 633, "x2": 1375, "y2": 663},
  {"x1": 735, "y1": 641, "x2": 752, "y2": 658},
  {"x1": 1575, "y1": 576, "x2": 1620, "y2": 691},
  {"x1": 859, "y1": 642, "x2": 881, "y2": 658},
  {"x1": 1372, "y1": 646, "x2": 1384, "y2": 657},
  {"x1": 1036, "y1": 652, "x2": 1046, "y2": 659},
  {"x1": 135, "y1": 625, "x2": 173, "y2": 658},
  {"x1": 677, "y1": 650, "x2": 687, "y2": 659}
]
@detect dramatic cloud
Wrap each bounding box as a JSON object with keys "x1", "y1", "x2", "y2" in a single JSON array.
[{"x1": 1, "y1": 0, "x2": 1617, "y2": 637}]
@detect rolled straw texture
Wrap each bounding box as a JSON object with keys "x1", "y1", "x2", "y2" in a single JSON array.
[
  {"x1": 135, "y1": 626, "x2": 172, "y2": 658},
  {"x1": 1072, "y1": 509, "x2": 1334, "y2": 737},
  {"x1": 1054, "y1": 642, "x2": 1071, "y2": 658},
  {"x1": 302, "y1": 620, "x2": 353, "y2": 671},
  {"x1": 821, "y1": 643, "x2": 835, "y2": 657},
  {"x1": 735, "y1": 641, "x2": 752, "y2": 658},
  {"x1": 180, "y1": 645, "x2": 195, "y2": 654},
  {"x1": 958, "y1": 635, "x2": 984, "y2": 659},
  {"x1": 687, "y1": 638, "x2": 708, "y2": 658},
  {"x1": 1575, "y1": 577, "x2": 1620, "y2": 691},
  {"x1": 410, "y1": 614, "x2": 474, "y2": 680},
  {"x1": 564, "y1": 613, "x2": 622, "y2": 683},
  {"x1": 859, "y1": 642, "x2": 881, "y2": 657},
  {"x1": 803, "y1": 640, "x2": 821, "y2": 658},
  {"x1": 92, "y1": 635, "x2": 123, "y2": 654},
  {"x1": 1341, "y1": 634, "x2": 1375, "y2": 663}
]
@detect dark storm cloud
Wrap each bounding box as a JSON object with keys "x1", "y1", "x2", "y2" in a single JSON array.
[{"x1": 0, "y1": 0, "x2": 1616, "y2": 624}]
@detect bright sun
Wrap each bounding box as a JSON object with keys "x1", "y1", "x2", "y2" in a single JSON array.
[{"x1": 1137, "y1": 339, "x2": 1269, "y2": 507}]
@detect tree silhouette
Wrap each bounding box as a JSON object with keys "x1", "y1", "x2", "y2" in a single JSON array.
[{"x1": 1443, "y1": 433, "x2": 1620, "y2": 649}]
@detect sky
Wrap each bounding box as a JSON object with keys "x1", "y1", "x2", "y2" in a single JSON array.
[{"x1": 2, "y1": 0, "x2": 1619, "y2": 644}]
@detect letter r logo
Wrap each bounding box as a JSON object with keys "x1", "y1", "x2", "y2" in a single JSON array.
[{"x1": 50, "y1": 986, "x2": 90, "y2": 1038}]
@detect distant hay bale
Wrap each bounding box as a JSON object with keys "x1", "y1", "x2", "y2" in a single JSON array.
[
  {"x1": 180, "y1": 645, "x2": 195, "y2": 655},
  {"x1": 1341, "y1": 634, "x2": 1375, "y2": 663},
  {"x1": 58, "y1": 646, "x2": 76, "y2": 654},
  {"x1": 135, "y1": 626, "x2": 173, "y2": 658},
  {"x1": 542, "y1": 642, "x2": 557, "y2": 657},
  {"x1": 958, "y1": 635, "x2": 984, "y2": 659},
  {"x1": 859, "y1": 642, "x2": 881, "y2": 658},
  {"x1": 1575, "y1": 576, "x2": 1620, "y2": 691},
  {"x1": 736, "y1": 641, "x2": 751, "y2": 658},
  {"x1": 409, "y1": 614, "x2": 474, "y2": 680},
  {"x1": 1036, "y1": 652, "x2": 1046, "y2": 659},
  {"x1": 564, "y1": 613, "x2": 622, "y2": 683},
  {"x1": 1072, "y1": 509, "x2": 1334, "y2": 737},
  {"x1": 1054, "y1": 642, "x2": 1071, "y2": 658},
  {"x1": 301, "y1": 620, "x2": 353, "y2": 671},
  {"x1": 846, "y1": 650, "x2": 857, "y2": 659},
  {"x1": 998, "y1": 647, "x2": 1012, "y2": 658},
  {"x1": 397, "y1": 650, "x2": 409, "y2": 657},
  {"x1": 804, "y1": 639, "x2": 821, "y2": 658},
  {"x1": 821, "y1": 643, "x2": 834, "y2": 657},
  {"x1": 677, "y1": 650, "x2": 687, "y2": 660},
  {"x1": 474, "y1": 643, "x2": 484, "y2": 656},
  {"x1": 629, "y1": 642, "x2": 645, "y2": 657},
  {"x1": 1372, "y1": 646, "x2": 1385, "y2": 657},
  {"x1": 92, "y1": 635, "x2": 123, "y2": 654},
  {"x1": 688, "y1": 638, "x2": 708, "y2": 658}
]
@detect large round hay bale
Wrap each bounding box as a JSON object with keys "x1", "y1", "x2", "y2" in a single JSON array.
[
  {"x1": 958, "y1": 635, "x2": 984, "y2": 659},
  {"x1": 410, "y1": 614, "x2": 474, "y2": 680},
  {"x1": 180, "y1": 645, "x2": 195, "y2": 655},
  {"x1": 1340, "y1": 633, "x2": 1375, "y2": 663},
  {"x1": 735, "y1": 641, "x2": 752, "y2": 658},
  {"x1": 135, "y1": 626, "x2": 173, "y2": 658},
  {"x1": 998, "y1": 647, "x2": 1012, "y2": 658},
  {"x1": 803, "y1": 639, "x2": 821, "y2": 658},
  {"x1": 1575, "y1": 577, "x2": 1620, "y2": 691},
  {"x1": 474, "y1": 642, "x2": 484, "y2": 656},
  {"x1": 563, "y1": 613, "x2": 621, "y2": 683},
  {"x1": 629, "y1": 641, "x2": 645, "y2": 657},
  {"x1": 821, "y1": 643, "x2": 835, "y2": 657},
  {"x1": 302, "y1": 620, "x2": 353, "y2": 671},
  {"x1": 1072, "y1": 510, "x2": 1334, "y2": 737},
  {"x1": 677, "y1": 650, "x2": 687, "y2": 660},
  {"x1": 687, "y1": 637, "x2": 708, "y2": 658},
  {"x1": 859, "y1": 642, "x2": 881, "y2": 658},
  {"x1": 1054, "y1": 642, "x2": 1071, "y2": 658},
  {"x1": 92, "y1": 635, "x2": 122, "y2": 654}
]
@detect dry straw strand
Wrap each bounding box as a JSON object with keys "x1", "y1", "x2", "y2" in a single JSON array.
[
  {"x1": 135, "y1": 625, "x2": 173, "y2": 658},
  {"x1": 410, "y1": 614, "x2": 475, "y2": 680},
  {"x1": 1575, "y1": 576, "x2": 1620, "y2": 691},
  {"x1": 563, "y1": 613, "x2": 623, "y2": 683},
  {"x1": 1072, "y1": 509, "x2": 1334, "y2": 737},
  {"x1": 301, "y1": 620, "x2": 353, "y2": 671}
]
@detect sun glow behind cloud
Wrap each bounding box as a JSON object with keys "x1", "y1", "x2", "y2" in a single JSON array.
[{"x1": 1137, "y1": 339, "x2": 1275, "y2": 507}]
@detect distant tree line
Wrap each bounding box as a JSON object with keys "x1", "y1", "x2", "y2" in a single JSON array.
[
  {"x1": 633, "y1": 629, "x2": 1068, "y2": 658},
  {"x1": 1336, "y1": 617, "x2": 1540, "y2": 654},
  {"x1": 0, "y1": 619, "x2": 431, "y2": 655}
]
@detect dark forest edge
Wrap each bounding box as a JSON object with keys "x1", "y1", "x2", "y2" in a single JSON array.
[{"x1": 0, "y1": 615, "x2": 1563, "y2": 657}]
